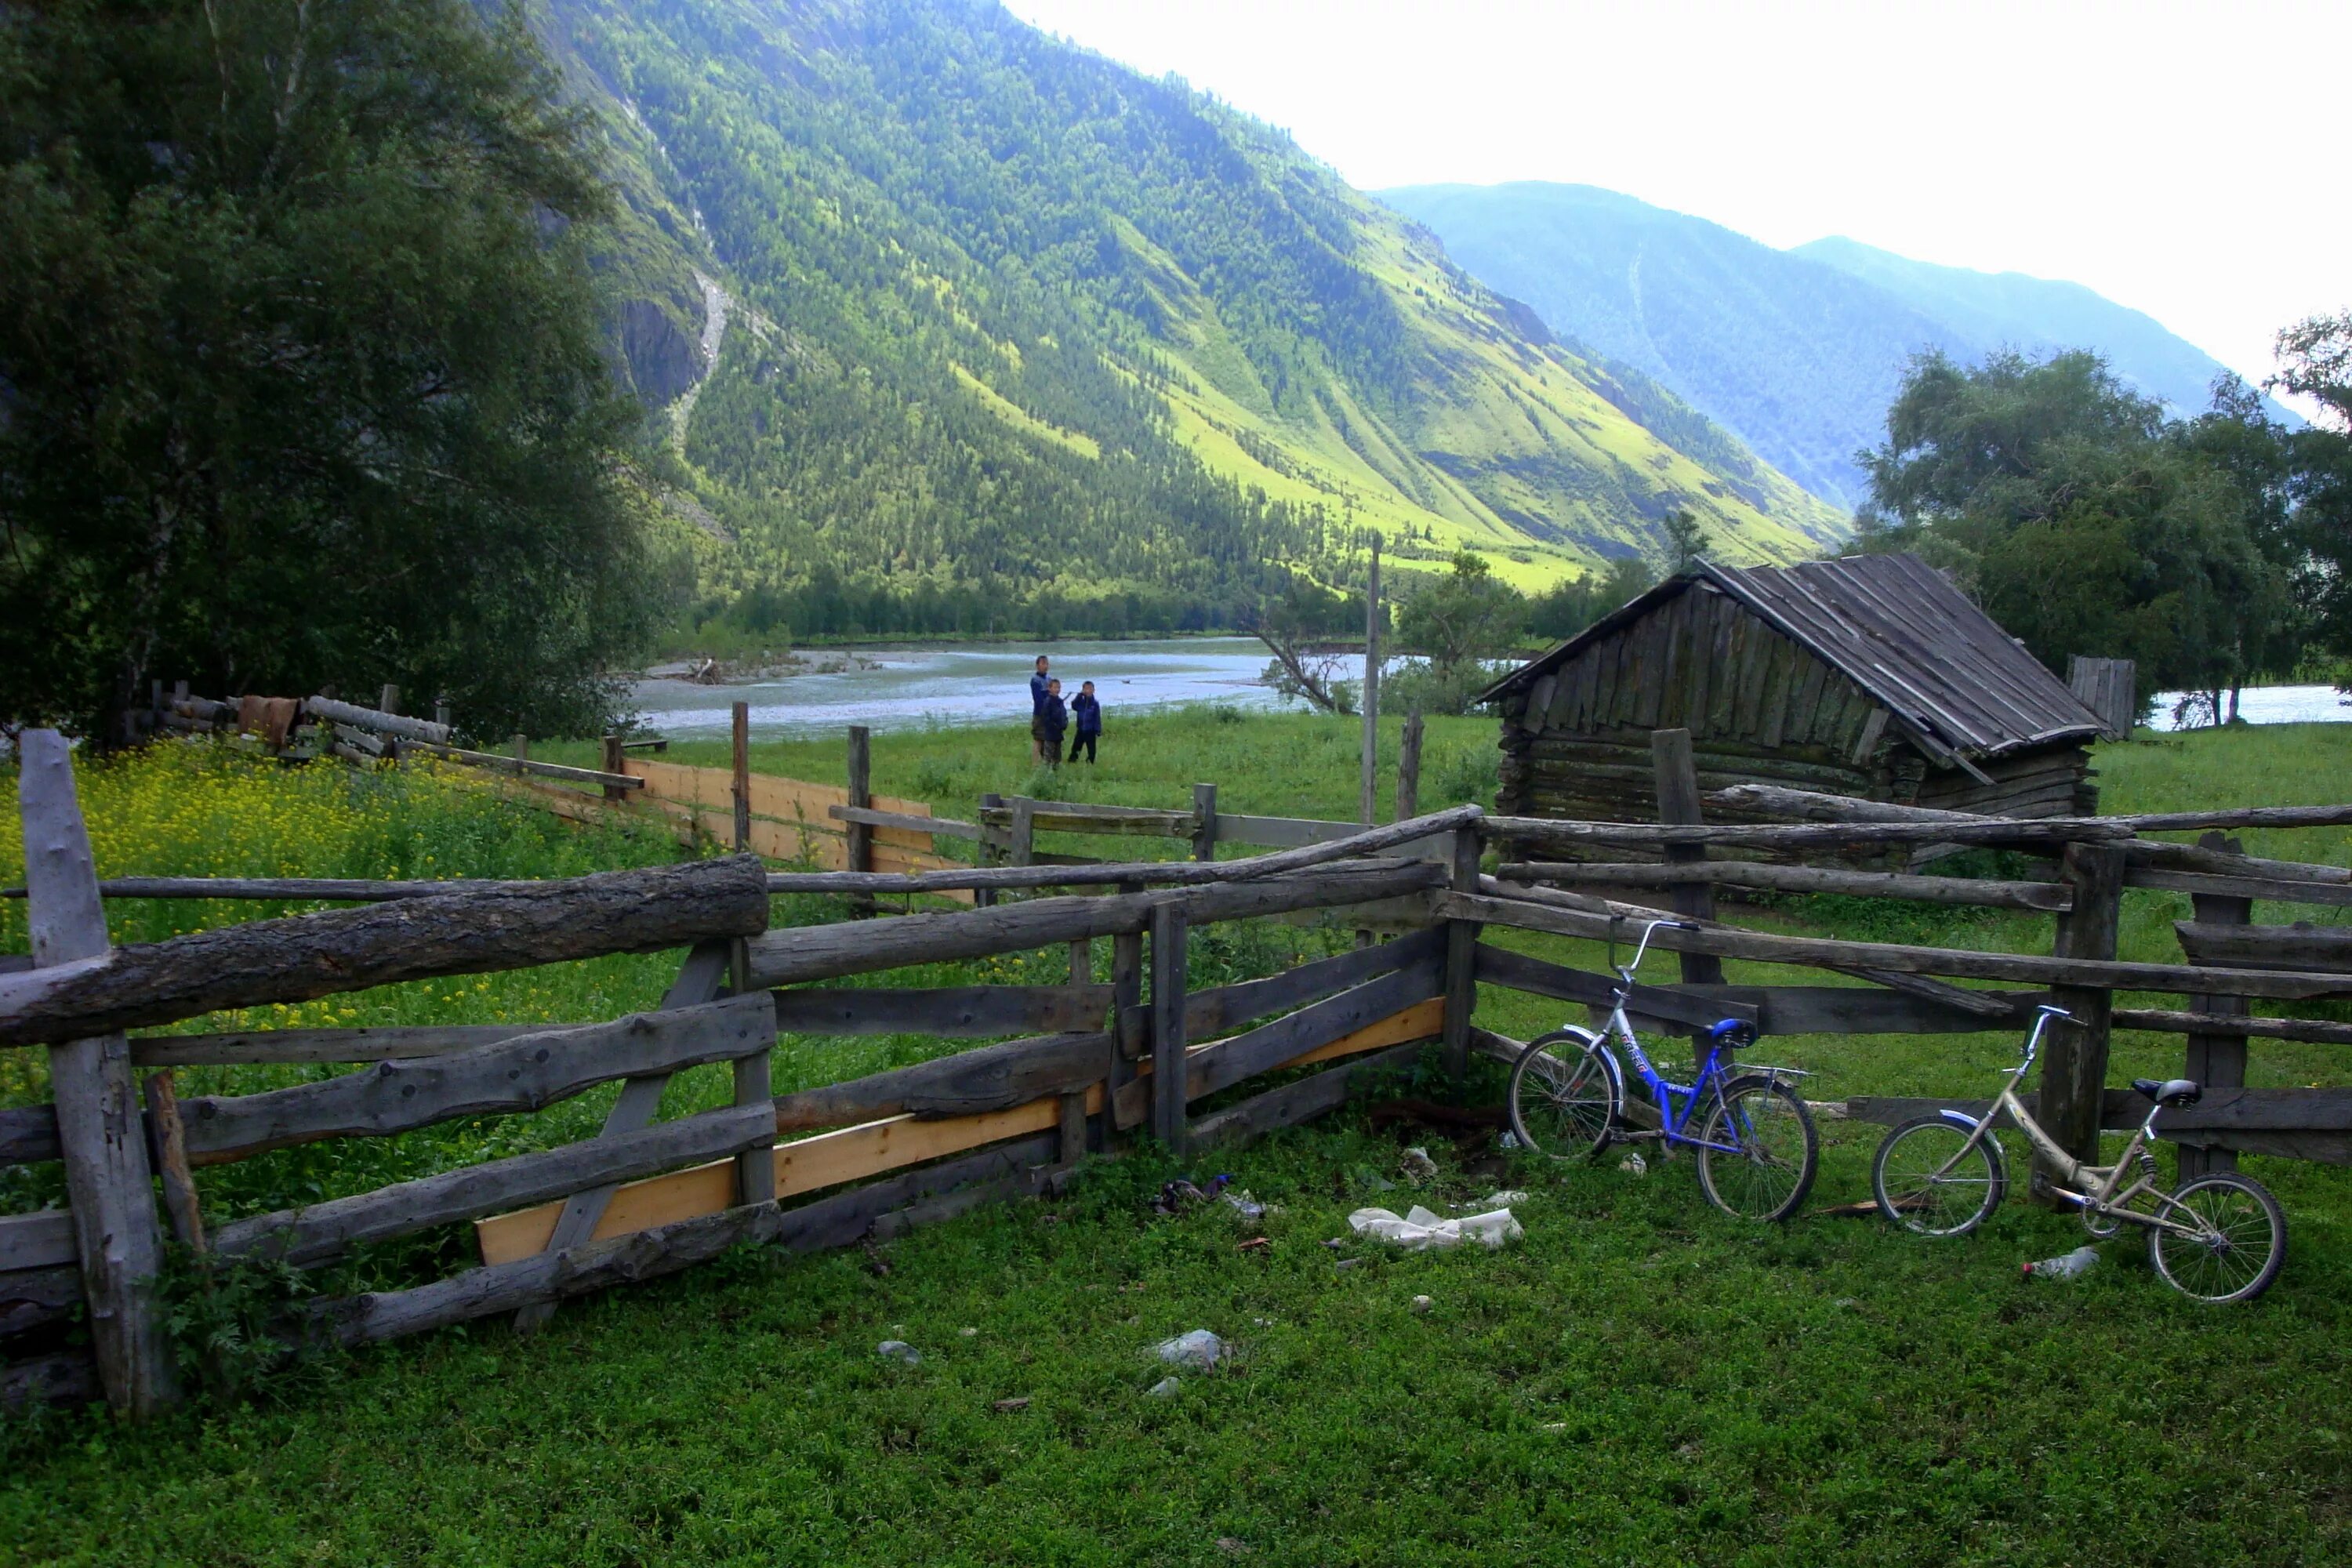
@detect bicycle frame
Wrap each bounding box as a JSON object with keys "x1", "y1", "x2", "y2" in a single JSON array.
[
  {"x1": 1589, "y1": 918, "x2": 1752, "y2": 1157},
  {"x1": 1925, "y1": 1006, "x2": 2213, "y2": 1240}
]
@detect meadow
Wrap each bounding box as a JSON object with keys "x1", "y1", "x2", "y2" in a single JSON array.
[{"x1": 3, "y1": 717, "x2": 2351, "y2": 1566}]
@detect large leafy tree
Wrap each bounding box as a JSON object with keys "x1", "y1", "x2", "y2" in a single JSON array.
[
  {"x1": 1855, "y1": 350, "x2": 2292, "y2": 702},
  {"x1": 0, "y1": 0, "x2": 655, "y2": 741},
  {"x1": 2271, "y1": 313, "x2": 2352, "y2": 679},
  {"x1": 1391, "y1": 551, "x2": 1528, "y2": 713}
]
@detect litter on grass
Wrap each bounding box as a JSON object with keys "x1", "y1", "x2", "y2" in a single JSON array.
[
  {"x1": 877, "y1": 1340, "x2": 921, "y2": 1365},
  {"x1": 1155, "y1": 1329, "x2": 1225, "y2": 1369},
  {"x1": 1399, "y1": 1146, "x2": 1439, "y2": 1184},
  {"x1": 1348, "y1": 1204, "x2": 1523, "y2": 1251},
  {"x1": 1148, "y1": 1377, "x2": 1183, "y2": 1399}
]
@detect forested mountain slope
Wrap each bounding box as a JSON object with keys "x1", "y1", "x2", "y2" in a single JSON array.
[
  {"x1": 1384, "y1": 182, "x2": 2286, "y2": 512},
  {"x1": 541, "y1": 0, "x2": 1844, "y2": 634}
]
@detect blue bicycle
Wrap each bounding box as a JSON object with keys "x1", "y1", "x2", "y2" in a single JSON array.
[{"x1": 1508, "y1": 916, "x2": 1820, "y2": 1221}]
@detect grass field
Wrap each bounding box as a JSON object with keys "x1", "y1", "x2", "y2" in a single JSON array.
[{"x1": 5, "y1": 719, "x2": 2352, "y2": 1565}]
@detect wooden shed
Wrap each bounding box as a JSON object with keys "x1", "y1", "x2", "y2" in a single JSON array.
[{"x1": 1480, "y1": 554, "x2": 2107, "y2": 843}]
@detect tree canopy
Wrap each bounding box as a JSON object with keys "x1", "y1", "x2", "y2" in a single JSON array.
[{"x1": 0, "y1": 0, "x2": 656, "y2": 740}]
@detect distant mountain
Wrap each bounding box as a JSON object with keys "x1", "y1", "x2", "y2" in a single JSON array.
[
  {"x1": 1381, "y1": 182, "x2": 2288, "y2": 511},
  {"x1": 535, "y1": 1, "x2": 1842, "y2": 640}
]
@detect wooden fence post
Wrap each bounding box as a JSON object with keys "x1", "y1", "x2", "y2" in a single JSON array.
[
  {"x1": 1151, "y1": 902, "x2": 1189, "y2": 1154},
  {"x1": 379, "y1": 684, "x2": 400, "y2": 717},
  {"x1": 1653, "y1": 729, "x2": 1726, "y2": 1059},
  {"x1": 510, "y1": 733, "x2": 528, "y2": 771},
  {"x1": 1441, "y1": 822, "x2": 1482, "y2": 1085},
  {"x1": 1395, "y1": 710, "x2": 1424, "y2": 823},
  {"x1": 143, "y1": 1071, "x2": 206, "y2": 1251},
  {"x1": 1009, "y1": 799, "x2": 1036, "y2": 869},
  {"x1": 730, "y1": 702, "x2": 751, "y2": 854},
  {"x1": 17, "y1": 731, "x2": 177, "y2": 1414},
  {"x1": 1107, "y1": 924, "x2": 1143, "y2": 1150},
  {"x1": 2180, "y1": 830, "x2": 2252, "y2": 1179},
  {"x1": 975, "y1": 793, "x2": 1004, "y2": 908},
  {"x1": 601, "y1": 735, "x2": 627, "y2": 804},
  {"x1": 1359, "y1": 534, "x2": 1381, "y2": 826},
  {"x1": 434, "y1": 697, "x2": 451, "y2": 731},
  {"x1": 1191, "y1": 782, "x2": 1218, "y2": 862},
  {"x1": 730, "y1": 941, "x2": 775, "y2": 1205},
  {"x1": 845, "y1": 726, "x2": 874, "y2": 917},
  {"x1": 2039, "y1": 840, "x2": 2128, "y2": 1192}
]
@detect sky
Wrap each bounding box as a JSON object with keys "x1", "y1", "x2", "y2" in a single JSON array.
[{"x1": 1002, "y1": 0, "x2": 2346, "y2": 403}]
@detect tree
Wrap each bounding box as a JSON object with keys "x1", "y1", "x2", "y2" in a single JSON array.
[
  {"x1": 1856, "y1": 349, "x2": 2291, "y2": 704},
  {"x1": 1247, "y1": 575, "x2": 1359, "y2": 714},
  {"x1": 1389, "y1": 551, "x2": 1527, "y2": 712},
  {"x1": 0, "y1": 0, "x2": 656, "y2": 741},
  {"x1": 1662, "y1": 509, "x2": 1710, "y2": 572},
  {"x1": 1524, "y1": 557, "x2": 1656, "y2": 643},
  {"x1": 2270, "y1": 313, "x2": 2352, "y2": 688},
  {"x1": 2273, "y1": 312, "x2": 2352, "y2": 431}
]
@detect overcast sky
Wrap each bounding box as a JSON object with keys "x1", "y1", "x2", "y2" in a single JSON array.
[{"x1": 1003, "y1": 0, "x2": 2345, "y2": 401}]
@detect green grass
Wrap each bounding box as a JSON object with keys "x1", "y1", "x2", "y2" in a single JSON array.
[{"x1": 5, "y1": 721, "x2": 2352, "y2": 1565}]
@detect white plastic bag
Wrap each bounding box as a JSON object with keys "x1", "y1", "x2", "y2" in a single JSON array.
[{"x1": 1347, "y1": 1204, "x2": 1523, "y2": 1251}]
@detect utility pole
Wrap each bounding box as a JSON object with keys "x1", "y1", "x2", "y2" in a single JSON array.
[{"x1": 1359, "y1": 532, "x2": 1381, "y2": 826}]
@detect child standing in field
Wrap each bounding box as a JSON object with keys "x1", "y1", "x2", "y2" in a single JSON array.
[
  {"x1": 1028, "y1": 654, "x2": 1051, "y2": 764},
  {"x1": 1069, "y1": 681, "x2": 1102, "y2": 764},
  {"x1": 1039, "y1": 678, "x2": 1069, "y2": 769}
]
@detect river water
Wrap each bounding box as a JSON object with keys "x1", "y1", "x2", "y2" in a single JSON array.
[
  {"x1": 624, "y1": 637, "x2": 1363, "y2": 739},
  {"x1": 622, "y1": 637, "x2": 2350, "y2": 739}
]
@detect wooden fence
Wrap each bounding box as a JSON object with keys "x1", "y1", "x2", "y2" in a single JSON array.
[{"x1": 15, "y1": 713, "x2": 2352, "y2": 1420}]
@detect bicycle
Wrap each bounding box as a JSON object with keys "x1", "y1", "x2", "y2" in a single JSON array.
[
  {"x1": 1507, "y1": 916, "x2": 1819, "y2": 1221},
  {"x1": 1871, "y1": 1004, "x2": 2287, "y2": 1303}
]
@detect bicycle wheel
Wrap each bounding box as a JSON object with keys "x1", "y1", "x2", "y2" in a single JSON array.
[
  {"x1": 2148, "y1": 1172, "x2": 2285, "y2": 1304},
  {"x1": 1508, "y1": 1029, "x2": 1620, "y2": 1160},
  {"x1": 1696, "y1": 1075, "x2": 1817, "y2": 1221},
  {"x1": 1871, "y1": 1115, "x2": 2005, "y2": 1236}
]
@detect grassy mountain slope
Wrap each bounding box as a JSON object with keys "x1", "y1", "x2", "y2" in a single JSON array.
[
  {"x1": 1380, "y1": 182, "x2": 1971, "y2": 509},
  {"x1": 544, "y1": 0, "x2": 1843, "y2": 630},
  {"x1": 1385, "y1": 183, "x2": 2292, "y2": 513}
]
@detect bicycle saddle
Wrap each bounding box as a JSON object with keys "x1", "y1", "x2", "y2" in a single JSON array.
[
  {"x1": 2132, "y1": 1077, "x2": 2202, "y2": 1107},
  {"x1": 1708, "y1": 1019, "x2": 1758, "y2": 1052}
]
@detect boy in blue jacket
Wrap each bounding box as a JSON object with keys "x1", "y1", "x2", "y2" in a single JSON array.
[
  {"x1": 1039, "y1": 678, "x2": 1069, "y2": 769},
  {"x1": 1068, "y1": 681, "x2": 1102, "y2": 764}
]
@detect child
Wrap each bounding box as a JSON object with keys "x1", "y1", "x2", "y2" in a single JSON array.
[
  {"x1": 1068, "y1": 681, "x2": 1102, "y2": 764},
  {"x1": 1039, "y1": 677, "x2": 1069, "y2": 769}
]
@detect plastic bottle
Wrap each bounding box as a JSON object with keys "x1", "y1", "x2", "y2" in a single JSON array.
[{"x1": 2022, "y1": 1245, "x2": 2100, "y2": 1282}]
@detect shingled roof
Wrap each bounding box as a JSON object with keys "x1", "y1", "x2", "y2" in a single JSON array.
[{"x1": 1482, "y1": 553, "x2": 2106, "y2": 764}]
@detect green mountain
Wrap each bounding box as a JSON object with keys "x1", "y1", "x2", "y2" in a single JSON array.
[
  {"x1": 1381, "y1": 183, "x2": 2288, "y2": 512},
  {"x1": 537, "y1": 0, "x2": 1844, "y2": 636}
]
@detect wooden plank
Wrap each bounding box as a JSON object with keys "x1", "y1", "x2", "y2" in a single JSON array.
[
  {"x1": 0, "y1": 857, "x2": 771, "y2": 1049},
  {"x1": 772, "y1": 984, "x2": 1112, "y2": 1039},
  {"x1": 1151, "y1": 903, "x2": 1189, "y2": 1151},
  {"x1": 844, "y1": 726, "x2": 875, "y2": 918},
  {"x1": 16, "y1": 730, "x2": 175, "y2": 1417},
  {"x1": 2180, "y1": 831, "x2": 2252, "y2": 1181},
  {"x1": 1497, "y1": 859, "x2": 2073, "y2": 913},
  {"x1": 731, "y1": 703, "x2": 753, "y2": 851},
  {"x1": 1188, "y1": 927, "x2": 1446, "y2": 1038},
  {"x1": 475, "y1": 1090, "x2": 1098, "y2": 1264},
  {"x1": 1847, "y1": 1087, "x2": 2352, "y2": 1163},
  {"x1": 2, "y1": 1351, "x2": 100, "y2": 1410},
  {"x1": 0, "y1": 1210, "x2": 78, "y2": 1272},
  {"x1": 303, "y1": 695, "x2": 450, "y2": 746},
  {"x1": 2123, "y1": 867, "x2": 2352, "y2": 906},
  {"x1": 176, "y1": 996, "x2": 775, "y2": 1165},
  {"x1": 132, "y1": 1023, "x2": 562, "y2": 1067},
  {"x1": 1442, "y1": 824, "x2": 1482, "y2": 1081},
  {"x1": 2176, "y1": 920, "x2": 2352, "y2": 974},
  {"x1": 1190, "y1": 1043, "x2": 1424, "y2": 1151},
  {"x1": 1445, "y1": 891, "x2": 2352, "y2": 1001},
  {"x1": 1652, "y1": 731, "x2": 1725, "y2": 1004},
  {"x1": 1484, "y1": 813, "x2": 2134, "y2": 854},
  {"x1": 1181, "y1": 961, "x2": 1445, "y2": 1102},
  {"x1": 143, "y1": 1071, "x2": 205, "y2": 1250},
  {"x1": 771, "y1": 1030, "x2": 1111, "y2": 1132},
  {"x1": 0, "y1": 1264, "x2": 83, "y2": 1338},
  {"x1": 2112, "y1": 1007, "x2": 2352, "y2": 1046},
  {"x1": 0, "y1": 1103, "x2": 58, "y2": 1163},
  {"x1": 1475, "y1": 945, "x2": 1757, "y2": 1030},
  {"x1": 405, "y1": 742, "x2": 640, "y2": 790},
  {"x1": 336, "y1": 1135, "x2": 1063, "y2": 1348},
  {"x1": 214, "y1": 1101, "x2": 777, "y2": 1267},
  {"x1": 742, "y1": 862, "x2": 1445, "y2": 987},
  {"x1": 829, "y1": 804, "x2": 982, "y2": 840},
  {"x1": 1112, "y1": 999, "x2": 1449, "y2": 1130}
]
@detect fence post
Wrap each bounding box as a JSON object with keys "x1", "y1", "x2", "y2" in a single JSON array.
[
  {"x1": 601, "y1": 735, "x2": 627, "y2": 804},
  {"x1": 379, "y1": 684, "x2": 400, "y2": 717},
  {"x1": 1441, "y1": 822, "x2": 1482, "y2": 1086},
  {"x1": 845, "y1": 725, "x2": 874, "y2": 917},
  {"x1": 1151, "y1": 902, "x2": 1189, "y2": 1154},
  {"x1": 434, "y1": 696, "x2": 451, "y2": 731},
  {"x1": 142, "y1": 1071, "x2": 206, "y2": 1252},
  {"x1": 1009, "y1": 798, "x2": 1036, "y2": 869},
  {"x1": 2180, "y1": 830, "x2": 2252, "y2": 1179},
  {"x1": 1395, "y1": 710, "x2": 1424, "y2": 823},
  {"x1": 730, "y1": 941, "x2": 776, "y2": 1205},
  {"x1": 1652, "y1": 729, "x2": 1725, "y2": 979},
  {"x1": 1191, "y1": 782, "x2": 1218, "y2": 862},
  {"x1": 975, "y1": 793, "x2": 1004, "y2": 908},
  {"x1": 1108, "y1": 924, "x2": 1144, "y2": 1150},
  {"x1": 730, "y1": 702, "x2": 751, "y2": 854},
  {"x1": 2038, "y1": 840, "x2": 2128, "y2": 1193},
  {"x1": 16, "y1": 731, "x2": 178, "y2": 1415},
  {"x1": 1359, "y1": 533, "x2": 1381, "y2": 826}
]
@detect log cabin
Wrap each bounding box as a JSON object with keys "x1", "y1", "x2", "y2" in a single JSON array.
[{"x1": 1479, "y1": 554, "x2": 2107, "y2": 855}]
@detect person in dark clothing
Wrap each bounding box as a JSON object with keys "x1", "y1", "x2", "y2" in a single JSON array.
[
  {"x1": 1038, "y1": 678, "x2": 1069, "y2": 769},
  {"x1": 1068, "y1": 681, "x2": 1102, "y2": 764},
  {"x1": 1027, "y1": 655, "x2": 1051, "y2": 763}
]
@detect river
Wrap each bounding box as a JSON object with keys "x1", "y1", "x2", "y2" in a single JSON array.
[
  {"x1": 622, "y1": 638, "x2": 2350, "y2": 739},
  {"x1": 625, "y1": 637, "x2": 1359, "y2": 739}
]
